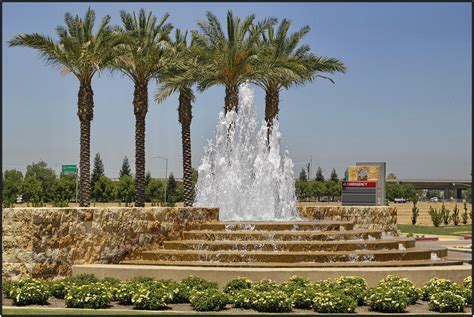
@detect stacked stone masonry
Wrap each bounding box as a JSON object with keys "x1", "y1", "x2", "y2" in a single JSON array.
[
  {"x1": 2, "y1": 207, "x2": 219, "y2": 280},
  {"x1": 298, "y1": 206, "x2": 397, "y2": 234},
  {"x1": 3, "y1": 205, "x2": 396, "y2": 280}
]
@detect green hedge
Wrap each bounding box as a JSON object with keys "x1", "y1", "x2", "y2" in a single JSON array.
[
  {"x1": 131, "y1": 282, "x2": 172, "y2": 310},
  {"x1": 3, "y1": 274, "x2": 472, "y2": 313},
  {"x1": 189, "y1": 289, "x2": 228, "y2": 311},
  {"x1": 377, "y1": 275, "x2": 421, "y2": 305},
  {"x1": 428, "y1": 291, "x2": 465, "y2": 313},
  {"x1": 422, "y1": 277, "x2": 465, "y2": 301},
  {"x1": 9, "y1": 278, "x2": 50, "y2": 306},
  {"x1": 312, "y1": 290, "x2": 357, "y2": 313},
  {"x1": 365, "y1": 286, "x2": 409, "y2": 313},
  {"x1": 252, "y1": 290, "x2": 293, "y2": 313},
  {"x1": 64, "y1": 283, "x2": 111, "y2": 309}
]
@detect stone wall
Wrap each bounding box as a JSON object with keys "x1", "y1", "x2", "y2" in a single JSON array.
[
  {"x1": 2, "y1": 207, "x2": 218, "y2": 280},
  {"x1": 298, "y1": 205, "x2": 397, "y2": 233}
]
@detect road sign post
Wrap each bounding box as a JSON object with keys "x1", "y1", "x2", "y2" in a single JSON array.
[{"x1": 62, "y1": 165, "x2": 79, "y2": 203}]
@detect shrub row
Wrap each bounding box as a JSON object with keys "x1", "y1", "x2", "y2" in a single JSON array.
[{"x1": 2, "y1": 274, "x2": 472, "y2": 313}]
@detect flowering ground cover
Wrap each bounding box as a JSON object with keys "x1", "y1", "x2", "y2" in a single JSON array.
[{"x1": 2, "y1": 274, "x2": 472, "y2": 315}]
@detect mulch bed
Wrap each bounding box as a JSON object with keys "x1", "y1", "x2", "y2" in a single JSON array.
[{"x1": 2, "y1": 296, "x2": 472, "y2": 314}]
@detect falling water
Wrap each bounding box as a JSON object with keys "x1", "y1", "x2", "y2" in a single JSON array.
[{"x1": 194, "y1": 83, "x2": 299, "y2": 221}]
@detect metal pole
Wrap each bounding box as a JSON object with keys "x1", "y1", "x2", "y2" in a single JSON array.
[
  {"x1": 164, "y1": 159, "x2": 168, "y2": 204},
  {"x1": 75, "y1": 167, "x2": 79, "y2": 204},
  {"x1": 152, "y1": 156, "x2": 168, "y2": 205}
]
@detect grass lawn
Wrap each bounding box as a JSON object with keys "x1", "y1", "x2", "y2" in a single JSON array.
[
  {"x1": 398, "y1": 224, "x2": 472, "y2": 236},
  {"x1": 1, "y1": 307, "x2": 229, "y2": 315}
]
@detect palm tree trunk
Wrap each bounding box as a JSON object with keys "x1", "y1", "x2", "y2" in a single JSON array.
[
  {"x1": 264, "y1": 85, "x2": 280, "y2": 143},
  {"x1": 134, "y1": 82, "x2": 148, "y2": 207},
  {"x1": 224, "y1": 84, "x2": 239, "y2": 114},
  {"x1": 77, "y1": 81, "x2": 94, "y2": 207},
  {"x1": 178, "y1": 88, "x2": 194, "y2": 207}
]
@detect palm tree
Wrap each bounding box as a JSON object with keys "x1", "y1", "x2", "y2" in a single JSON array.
[
  {"x1": 112, "y1": 9, "x2": 173, "y2": 207},
  {"x1": 192, "y1": 11, "x2": 273, "y2": 113},
  {"x1": 255, "y1": 19, "x2": 347, "y2": 134},
  {"x1": 155, "y1": 29, "x2": 198, "y2": 207},
  {"x1": 8, "y1": 8, "x2": 120, "y2": 207}
]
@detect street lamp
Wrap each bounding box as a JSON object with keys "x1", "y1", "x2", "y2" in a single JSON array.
[{"x1": 153, "y1": 156, "x2": 168, "y2": 204}]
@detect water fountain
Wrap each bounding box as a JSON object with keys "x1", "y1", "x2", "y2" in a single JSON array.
[
  {"x1": 194, "y1": 83, "x2": 298, "y2": 221},
  {"x1": 120, "y1": 83, "x2": 457, "y2": 269}
]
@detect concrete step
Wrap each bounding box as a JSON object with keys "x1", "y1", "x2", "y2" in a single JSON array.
[
  {"x1": 138, "y1": 246, "x2": 448, "y2": 263},
  {"x1": 197, "y1": 221, "x2": 354, "y2": 231},
  {"x1": 182, "y1": 229, "x2": 383, "y2": 241},
  {"x1": 163, "y1": 237, "x2": 416, "y2": 252},
  {"x1": 120, "y1": 257, "x2": 461, "y2": 268},
  {"x1": 74, "y1": 263, "x2": 471, "y2": 287}
]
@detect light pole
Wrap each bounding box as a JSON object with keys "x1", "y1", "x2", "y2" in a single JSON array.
[{"x1": 153, "y1": 156, "x2": 168, "y2": 204}]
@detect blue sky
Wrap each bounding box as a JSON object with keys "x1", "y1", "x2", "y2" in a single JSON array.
[{"x1": 2, "y1": 3, "x2": 471, "y2": 179}]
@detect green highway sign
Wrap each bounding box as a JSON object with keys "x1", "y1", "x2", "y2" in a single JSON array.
[{"x1": 62, "y1": 165, "x2": 78, "y2": 175}]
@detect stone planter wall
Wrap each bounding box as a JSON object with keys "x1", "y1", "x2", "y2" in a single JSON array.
[
  {"x1": 2, "y1": 207, "x2": 219, "y2": 280},
  {"x1": 298, "y1": 205, "x2": 397, "y2": 233}
]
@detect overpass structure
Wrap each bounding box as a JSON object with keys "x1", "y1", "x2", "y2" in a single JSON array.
[{"x1": 386, "y1": 179, "x2": 471, "y2": 199}]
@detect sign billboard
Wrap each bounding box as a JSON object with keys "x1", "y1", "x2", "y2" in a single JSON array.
[
  {"x1": 341, "y1": 162, "x2": 386, "y2": 206},
  {"x1": 62, "y1": 165, "x2": 78, "y2": 175}
]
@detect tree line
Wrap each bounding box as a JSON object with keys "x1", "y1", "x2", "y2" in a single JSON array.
[
  {"x1": 2, "y1": 155, "x2": 197, "y2": 207},
  {"x1": 8, "y1": 8, "x2": 346, "y2": 208},
  {"x1": 295, "y1": 167, "x2": 342, "y2": 201}
]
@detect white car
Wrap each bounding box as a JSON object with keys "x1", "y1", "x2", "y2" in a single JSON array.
[
  {"x1": 430, "y1": 197, "x2": 439, "y2": 202},
  {"x1": 394, "y1": 198, "x2": 407, "y2": 203}
]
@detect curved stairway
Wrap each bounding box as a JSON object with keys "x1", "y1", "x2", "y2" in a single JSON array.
[{"x1": 121, "y1": 221, "x2": 463, "y2": 267}]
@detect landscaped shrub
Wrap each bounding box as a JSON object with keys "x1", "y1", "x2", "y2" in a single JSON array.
[
  {"x1": 428, "y1": 291, "x2": 465, "y2": 313},
  {"x1": 378, "y1": 275, "x2": 421, "y2": 304},
  {"x1": 131, "y1": 282, "x2": 173, "y2": 310},
  {"x1": 65, "y1": 282, "x2": 111, "y2": 309},
  {"x1": 231, "y1": 289, "x2": 258, "y2": 309},
  {"x1": 451, "y1": 204, "x2": 460, "y2": 226},
  {"x1": 49, "y1": 274, "x2": 100, "y2": 299},
  {"x1": 70, "y1": 273, "x2": 99, "y2": 285},
  {"x1": 101, "y1": 277, "x2": 121, "y2": 286},
  {"x1": 223, "y1": 277, "x2": 252, "y2": 295},
  {"x1": 130, "y1": 276, "x2": 155, "y2": 284},
  {"x1": 462, "y1": 202, "x2": 469, "y2": 224},
  {"x1": 165, "y1": 281, "x2": 192, "y2": 304},
  {"x1": 441, "y1": 203, "x2": 450, "y2": 225},
  {"x1": 312, "y1": 279, "x2": 337, "y2": 292},
  {"x1": 290, "y1": 287, "x2": 316, "y2": 309},
  {"x1": 428, "y1": 206, "x2": 443, "y2": 227},
  {"x1": 114, "y1": 277, "x2": 159, "y2": 305},
  {"x1": 411, "y1": 200, "x2": 419, "y2": 225},
  {"x1": 286, "y1": 275, "x2": 312, "y2": 287},
  {"x1": 365, "y1": 286, "x2": 409, "y2": 313},
  {"x1": 334, "y1": 276, "x2": 368, "y2": 305},
  {"x1": 251, "y1": 279, "x2": 280, "y2": 292},
  {"x1": 312, "y1": 290, "x2": 357, "y2": 313},
  {"x1": 463, "y1": 287, "x2": 472, "y2": 305},
  {"x1": 2, "y1": 279, "x2": 18, "y2": 298},
  {"x1": 189, "y1": 288, "x2": 228, "y2": 311},
  {"x1": 252, "y1": 290, "x2": 293, "y2": 313},
  {"x1": 421, "y1": 278, "x2": 464, "y2": 301},
  {"x1": 115, "y1": 281, "x2": 138, "y2": 305},
  {"x1": 10, "y1": 278, "x2": 50, "y2": 306},
  {"x1": 181, "y1": 276, "x2": 218, "y2": 292},
  {"x1": 464, "y1": 276, "x2": 472, "y2": 289},
  {"x1": 100, "y1": 277, "x2": 121, "y2": 301},
  {"x1": 48, "y1": 279, "x2": 70, "y2": 299},
  {"x1": 279, "y1": 275, "x2": 312, "y2": 295}
]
